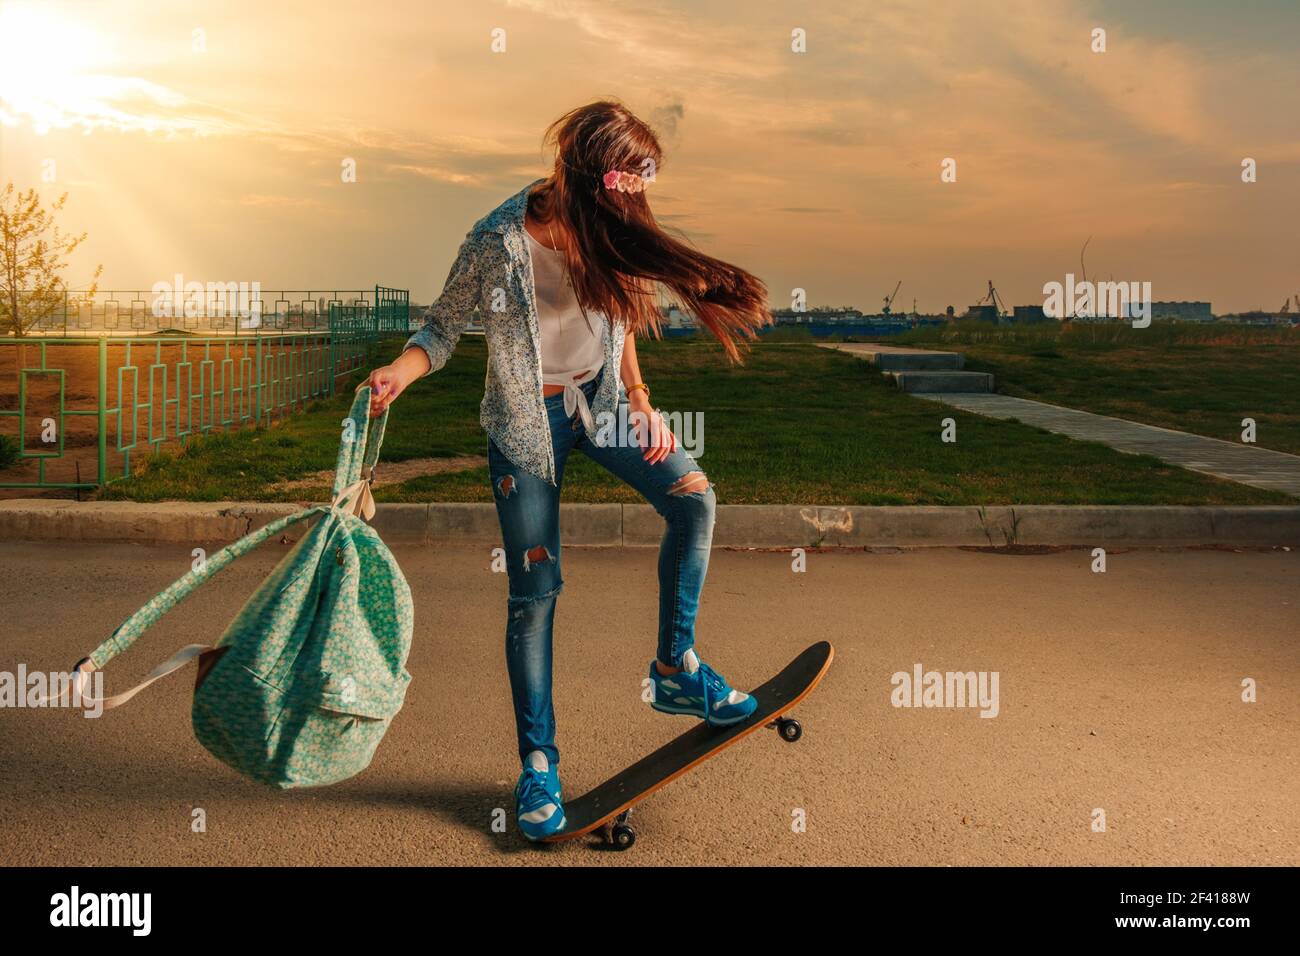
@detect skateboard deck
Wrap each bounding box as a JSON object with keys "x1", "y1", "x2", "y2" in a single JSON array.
[{"x1": 543, "y1": 640, "x2": 834, "y2": 848}]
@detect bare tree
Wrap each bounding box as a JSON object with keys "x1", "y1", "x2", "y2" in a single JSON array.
[{"x1": 0, "y1": 183, "x2": 102, "y2": 336}]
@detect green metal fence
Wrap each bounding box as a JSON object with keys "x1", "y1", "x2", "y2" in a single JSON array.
[
  {"x1": 11, "y1": 287, "x2": 411, "y2": 337},
  {"x1": 0, "y1": 287, "x2": 412, "y2": 491}
]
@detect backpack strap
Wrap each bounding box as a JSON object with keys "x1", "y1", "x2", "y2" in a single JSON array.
[
  {"x1": 330, "y1": 387, "x2": 389, "y2": 520},
  {"x1": 332, "y1": 387, "x2": 388, "y2": 495},
  {"x1": 49, "y1": 643, "x2": 212, "y2": 712},
  {"x1": 36, "y1": 506, "x2": 324, "y2": 710},
  {"x1": 89, "y1": 507, "x2": 323, "y2": 670},
  {"x1": 55, "y1": 388, "x2": 391, "y2": 709}
]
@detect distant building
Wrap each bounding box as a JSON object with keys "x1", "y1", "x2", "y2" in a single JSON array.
[
  {"x1": 771, "y1": 307, "x2": 865, "y2": 324},
  {"x1": 665, "y1": 306, "x2": 696, "y2": 329},
  {"x1": 1151, "y1": 301, "x2": 1212, "y2": 322},
  {"x1": 962, "y1": 304, "x2": 998, "y2": 322},
  {"x1": 1221, "y1": 309, "x2": 1293, "y2": 326},
  {"x1": 1012, "y1": 305, "x2": 1052, "y2": 323}
]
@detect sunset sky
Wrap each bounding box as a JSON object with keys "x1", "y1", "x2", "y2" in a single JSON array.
[{"x1": 1, "y1": 0, "x2": 1297, "y2": 314}]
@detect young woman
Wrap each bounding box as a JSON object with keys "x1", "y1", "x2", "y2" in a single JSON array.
[{"x1": 363, "y1": 101, "x2": 770, "y2": 840}]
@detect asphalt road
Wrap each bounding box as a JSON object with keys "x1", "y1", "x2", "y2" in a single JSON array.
[{"x1": 1, "y1": 541, "x2": 1296, "y2": 866}]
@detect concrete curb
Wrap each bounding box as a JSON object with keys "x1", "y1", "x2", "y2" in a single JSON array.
[{"x1": 2, "y1": 500, "x2": 1298, "y2": 548}]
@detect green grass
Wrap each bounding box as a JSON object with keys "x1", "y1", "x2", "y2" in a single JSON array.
[
  {"x1": 98, "y1": 333, "x2": 1290, "y2": 505},
  {"x1": 0, "y1": 433, "x2": 18, "y2": 470},
  {"x1": 893, "y1": 321, "x2": 1300, "y2": 454}
]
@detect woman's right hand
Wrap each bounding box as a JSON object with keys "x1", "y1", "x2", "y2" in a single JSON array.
[
  {"x1": 362, "y1": 346, "x2": 432, "y2": 417},
  {"x1": 362, "y1": 364, "x2": 409, "y2": 418}
]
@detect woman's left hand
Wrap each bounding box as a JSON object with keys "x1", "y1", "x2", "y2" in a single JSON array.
[{"x1": 630, "y1": 396, "x2": 676, "y2": 465}]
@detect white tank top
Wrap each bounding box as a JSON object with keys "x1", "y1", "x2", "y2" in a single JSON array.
[{"x1": 526, "y1": 229, "x2": 606, "y2": 430}]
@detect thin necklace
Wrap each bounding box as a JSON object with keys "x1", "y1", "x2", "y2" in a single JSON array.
[
  {"x1": 546, "y1": 221, "x2": 566, "y2": 332},
  {"x1": 543, "y1": 219, "x2": 593, "y2": 336}
]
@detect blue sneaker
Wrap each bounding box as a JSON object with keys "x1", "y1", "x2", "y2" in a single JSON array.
[
  {"x1": 648, "y1": 649, "x2": 758, "y2": 726},
  {"x1": 515, "y1": 750, "x2": 565, "y2": 841}
]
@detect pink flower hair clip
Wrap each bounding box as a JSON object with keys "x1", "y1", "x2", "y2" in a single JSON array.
[{"x1": 602, "y1": 169, "x2": 651, "y2": 194}]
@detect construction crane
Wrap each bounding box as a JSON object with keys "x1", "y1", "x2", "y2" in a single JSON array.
[
  {"x1": 882, "y1": 281, "x2": 902, "y2": 316},
  {"x1": 976, "y1": 280, "x2": 1008, "y2": 319},
  {"x1": 1283, "y1": 298, "x2": 1292, "y2": 315}
]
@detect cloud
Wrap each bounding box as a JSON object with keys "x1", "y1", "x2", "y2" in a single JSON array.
[
  {"x1": 504, "y1": 0, "x2": 785, "y2": 79},
  {"x1": 1, "y1": 0, "x2": 1294, "y2": 312},
  {"x1": 650, "y1": 99, "x2": 686, "y2": 141},
  {"x1": 0, "y1": 75, "x2": 219, "y2": 136}
]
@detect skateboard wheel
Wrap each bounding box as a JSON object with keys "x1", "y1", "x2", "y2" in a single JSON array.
[
  {"x1": 611, "y1": 823, "x2": 637, "y2": 849},
  {"x1": 777, "y1": 717, "x2": 802, "y2": 742}
]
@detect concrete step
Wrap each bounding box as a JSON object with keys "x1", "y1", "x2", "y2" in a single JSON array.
[
  {"x1": 863, "y1": 348, "x2": 964, "y2": 371},
  {"x1": 822, "y1": 343, "x2": 964, "y2": 370},
  {"x1": 886, "y1": 370, "x2": 994, "y2": 393}
]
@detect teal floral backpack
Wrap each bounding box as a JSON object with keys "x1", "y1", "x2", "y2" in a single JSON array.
[{"x1": 70, "y1": 387, "x2": 413, "y2": 789}]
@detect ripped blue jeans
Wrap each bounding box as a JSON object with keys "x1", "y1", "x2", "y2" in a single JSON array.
[{"x1": 490, "y1": 376, "x2": 715, "y2": 767}]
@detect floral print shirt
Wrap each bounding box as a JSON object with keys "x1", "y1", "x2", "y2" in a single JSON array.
[{"x1": 405, "y1": 180, "x2": 626, "y2": 485}]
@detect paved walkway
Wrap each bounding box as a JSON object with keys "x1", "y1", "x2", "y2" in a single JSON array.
[
  {"x1": 917, "y1": 393, "x2": 1300, "y2": 497},
  {"x1": 2, "y1": 542, "x2": 1297, "y2": 865}
]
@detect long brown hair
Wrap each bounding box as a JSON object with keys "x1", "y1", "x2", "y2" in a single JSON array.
[{"x1": 528, "y1": 101, "x2": 770, "y2": 361}]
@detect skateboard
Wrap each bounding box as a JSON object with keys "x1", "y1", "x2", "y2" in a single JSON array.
[{"x1": 543, "y1": 641, "x2": 834, "y2": 850}]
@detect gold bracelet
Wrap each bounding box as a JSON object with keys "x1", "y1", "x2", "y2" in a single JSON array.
[{"x1": 627, "y1": 382, "x2": 650, "y2": 400}]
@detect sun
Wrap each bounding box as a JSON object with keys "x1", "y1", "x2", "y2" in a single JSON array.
[{"x1": 0, "y1": 2, "x2": 120, "y2": 133}]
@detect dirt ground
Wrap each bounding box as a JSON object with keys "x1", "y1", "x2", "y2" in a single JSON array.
[{"x1": 0, "y1": 337, "x2": 335, "y2": 496}]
